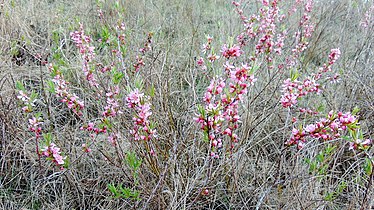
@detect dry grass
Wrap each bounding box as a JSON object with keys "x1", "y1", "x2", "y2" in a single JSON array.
[{"x1": 0, "y1": 0, "x2": 373, "y2": 209}]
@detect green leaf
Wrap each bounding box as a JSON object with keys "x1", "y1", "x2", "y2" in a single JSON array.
[
  {"x1": 121, "y1": 187, "x2": 131, "y2": 198},
  {"x1": 108, "y1": 184, "x2": 120, "y2": 198},
  {"x1": 290, "y1": 69, "x2": 299, "y2": 81},
  {"x1": 352, "y1": 106, "x2": 360, "y2": 115},
  {"x1": 30, "y1": 91, "x2": 38, "y2": 101},
  {"x1": 102, "y1": 118, "x2": 113, "y2": 129},
  {"x1": 337, "y1": 181, "x2": 347, "y2": 193},
  {"x1": 34, "y1": 112, "x2": 42, "y2": 119},
  {"x1": 364, "y1": 158, "x2": 372, "y2": 176},
  {"x1": 114, "y1": 1, "x2": 120, "y2": 9},
  {"x1": 324, "y1": 192, "x2": 334, "y2": 201},
  {"x1": 202, "y1": 131, "x2": 209, "y2": 143},
  {"x1": 52, "y1": 30, "x2": 60, "y2": 45},
  {"x1": 133, "y1": 190, "x2": 141, "y2": 200},
  {"x1": 250, "y1": 64, "x2": 260, "y2": 75},
  {"x1": 319, "y1": 164, "x2": 328, "y2": 175},
  {"x1": 309, "y1": 161, "x2": 317, "y2": 173},
  {"x1": 316, "y1": 152, "x2": 324, "y2": 162},
  {"x1": 47, "y1": 81, "x2": 56, "y2": 93},
  {"x1": 325, "y1": 144, "x2": 336, "y2": 155},
  {"x1": 342, "y1": 135, "x2": 351, "y2": 141},
  {"x1": 120, "y1": 44, "x2": 127, "y2": 54},
  {"x1": 101, "y1": 26, "x2": 110, "y2": 42},
  {"x1": 317, "y1": 103, "x2": 325, "y2": 113},
  {"x1": 111, "y1": 68, "x2": 124, "y2": 85},
  {"x1": 148, "y1": 85, "x2": 155, "y2": 97},
  {"x1": 126, "y1": 152, "x2": 142, "y2": 171},
  {"x1": 134, "y1": 77, "x2": 144, "y2": 90},
  {"x1": 16, "y1": 81, "x2": 25, "y2": 91},
  {"x1": 228, "y1": 36, "x2": 234, "y2": 47},
  {"x1": 63, "y1": 156, "x2": 70, "y2": 169},
  {"x1": 149, "y1": 121, "x2": 157, "y2": 130},
  {"x1": 42, "y1": 133, "x2": 53, "y2": 145},
  {"x1": 197, "y1": 104, "x2": 206, "y2": 117}
]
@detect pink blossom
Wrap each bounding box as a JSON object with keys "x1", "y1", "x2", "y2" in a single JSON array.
[
  {"x1": 70, "y1": 24, "x2": 98, "y2": 87},
  {"x1": 82, "y1": 144, "x2": 91, "y2": 153},
  {"x1": 108, "y1": 133, "x2": 117, "y2": 145},
  {"x1": 328, "y1": 48, "x2": 341, "y2": 65},
  {"x1": 126, "y1": 89, "x2": 144, "y2": 108},
  {"x1": 17, "y1": 90, "x2": 30, "y2": 102},
  {"x1": 248, "y1": 75, "x2": 257, "y2": 86},
  {"x1": 349, "y1": 139, "x2": 372, "y2": 150},
  {"x1": 41, "y1": 143, "x2": 66, "y2": 166},
  {"x1": 339, "y1": 112, "x2": 356, "y2": 125},
  {"x1": 221, "y1": 44, "x2": 242, "y2": 58},
  {"x1": 29, "y1": 117, "x2": 42, "y2": 129},
  {"x1": 207, "y1": 53, "x2": 220, "y2": 62},
  {"x1": 49, "y1": 65, "x2": 84, "y2": 116},
  {"x1": 127, "y1": 89, "x2": 156, "y2": 142},
  {"x1": 197, "y1": 57, "x2": 204, "y2": 66},
  {"x1": 305, "y1": 124, "x2": 316, "y2": 133}
]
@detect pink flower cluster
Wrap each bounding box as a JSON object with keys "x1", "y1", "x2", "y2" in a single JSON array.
[
  {"x1": 314, "y1": 49, "x2": 340, "y2": 79},
  {"x1": 234, "y1": 0, "x2": 287, "y2": 67},
  {"x1": 196, "y1": 57, "x2": 207, "y2": 72},
  {"x1": 17, "y1": 90, "x2": 36, "y2": 112},
  {"x1": 202, "y1": 35, "x2": 213, "y2": 54},
  {"x1": 103, "y1": 86, "x2": 122, "y2": 117},
  {"x1": 49, "y1": 64, "x2": 85, "y2": 116},
  {"x1": 28, "y1": 117, "x2": 42, "y2": 138},
  {"x1": 281, "y1": 49, "x2": 341, "y2": 108},
  {"x1": 132, "y1": 32, "x2": 153, "y2": 72},
  {"x1": 328, "y1": 48, "x2": 341, "y2": 65},
  {"x1": 255, "y1": 2, "x2": 283, "y2": 58},
  {"x1": 224, "y1": 64, "x2": 256, "y2": 145},
  {"x1": 286, "y1": 0, "x2": 315, "y2": 68},
  {"x1": 139, "y1": 32, "x2": 153, "y2": 54},
  {"x1": 17, "y1": 87, "x2": 67, "y2": 169},
  {"x1": 195, "y1": 62, "x2": 257, "y2": 157},
  {"x1": 70, "y1": 24, "x2": 98, "y2": 87},
  {"x1": 280, "y1": 77, "x2": 320, "y2": 108},
  {"x1": 299, "y1": 107, "x2": 318, "y2": 115},
  {"x1": 286, "y1": 111, "x2": 360, "y2": 149},
  {"x1": 221, "y1": 44, "x2": 242, "y2": 59},
  {"x1": 82, "y1": 143, "x2": 91, "y2": 153},
  {"x1": 80, "y1": 122, "x2": 107, "y2": 138},
  {"x1": 133, "y1": 56, "x2": 145, "y2": 72},
  {"x1": 96, "y1": 62, "x2": 114, "y2": 73},
  {"x1": 17, "y1": 90, "x2": 42, "y2": 137},
  {"x1": 349, "y1": 139, "x2": 372, "y2": 151},
  {"x1": 232, "y1": 1, "x2": 247, "y2": 22},
  {"x1": 79, "y1": 86, "x2": 121, "y2": 146},
  {"x1": 195, "y1": 78, "x2": 225, "y2": 158},
  {"x1": 126, "y1": 89, "x2": 157, "y2": 141},
  {"x1": 200, "y1": 35, "x2": 220, "y2": 63},
  {"x1": 41, "y1": 143, "x2": 66, "y2": 167}
]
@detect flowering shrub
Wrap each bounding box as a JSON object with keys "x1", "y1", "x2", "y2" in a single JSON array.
[
  {"x1": 286, "y1": 110, "x2": 370, "y2": 149},
  {"x1": 191, "y1": 2, "x2": 373, "y2": 206},
  {"x1": 49, "y1": 64, "x2": 85, "y2": 116},
  {"x1": 16, "y1": 83, "x2": 67, "y2": 169},
  {"x1": 70, "y1": 24, "x2": 98, "y2": 87},
  {"x1": 126, "y1": 89, "x2": 157, "y2": 142},
  {"x1": 6, "y1": 0, "x2": 373, "y2": 209}
]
